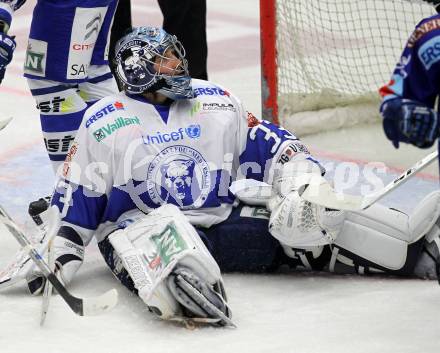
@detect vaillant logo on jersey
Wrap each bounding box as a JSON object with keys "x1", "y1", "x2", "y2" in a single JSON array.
[
  {"x1": 86, "y1": 101, "x2": 125, "y2": 127},
  {"x1": 143, "y1": 124, "x2": 201, "y2": 145},
  {"x1": 93, "y1": 117, "x2": 140, "y2": 142}
]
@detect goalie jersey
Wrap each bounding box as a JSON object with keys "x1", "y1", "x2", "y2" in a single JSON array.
[
  {"x1": 380, "y1": 13, "x2": 440, "y2": 108},
  {"x1": 52, "y1": 79, "x2": 320, "y2": 244}
]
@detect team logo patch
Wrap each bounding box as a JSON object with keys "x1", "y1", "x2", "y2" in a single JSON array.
[{"x1": 146, "y1": 145, "x2": 211, "y2": 208}]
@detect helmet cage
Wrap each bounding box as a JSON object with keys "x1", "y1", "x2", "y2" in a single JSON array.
[{"x1": 115, "y1": 27, "x2": 193, "y2": 99}]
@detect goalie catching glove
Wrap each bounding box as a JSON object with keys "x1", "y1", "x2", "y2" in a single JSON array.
[{"x1": 268, "y1": 159, "x2": 345, "y2": 247}]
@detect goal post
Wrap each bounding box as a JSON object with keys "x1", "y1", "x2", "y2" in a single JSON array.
[{"x1": 260, "y1": 0, "x2": 436, "y2": 135}]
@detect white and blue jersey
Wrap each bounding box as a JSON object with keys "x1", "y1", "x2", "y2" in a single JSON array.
[
  {"x1": 0, "y1": 1, "x2": 120, "y2": 169},
  {"x1": 52, "y1": 79, "x2": 321, "y2": 245},
  {"x1": 23, "y1": 0, "x2": 117, "y2": 82}
]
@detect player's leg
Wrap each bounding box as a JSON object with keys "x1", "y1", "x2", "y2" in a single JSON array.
[
  {"x1": 24, "y1": 0, "x2": 118, "y2": 172},
  {"x1": 97, "y1": 205, "x2": 232, "y2": 325},
  {"x1": 199, "y1": 204, "x2": 306, "y2": 272}
]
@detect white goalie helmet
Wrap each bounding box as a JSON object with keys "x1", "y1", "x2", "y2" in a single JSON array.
[{"x1": 114, "y1": 26, "x2": 194, "y2": 99}]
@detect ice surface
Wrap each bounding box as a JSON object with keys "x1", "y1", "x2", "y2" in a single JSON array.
[{"x1": 1, "y1": 1, "x2": 440, "y2": 353}]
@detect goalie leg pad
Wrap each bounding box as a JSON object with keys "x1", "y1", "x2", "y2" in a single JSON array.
[
  {"x1": 107, "y1": 204, "x2": 230, "y2": 322},
  {"x1": 332, "y1": 191, "x2": 440, "y2": 273}
]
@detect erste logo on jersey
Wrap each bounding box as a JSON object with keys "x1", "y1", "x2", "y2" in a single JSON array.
[
  {"x1": 146, "y1": 145, "x2": 211, "y2": 209},
  {"x1": 86, "y1": 101, "x2": 125, "y2": 127},
  {"x1": 193, "y1": 86, "x2": 230, "y2": 97},
  {"x1": 419, "y1": 36, "x2": 440, "y2": 70},
  {"x1": 143, "y1": 124, "x2": 201, "y2": 145}
]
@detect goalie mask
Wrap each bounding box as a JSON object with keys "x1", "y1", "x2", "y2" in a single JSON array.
[{"x1": 114, "y1": 27, "x2": 193, "y2": 99}]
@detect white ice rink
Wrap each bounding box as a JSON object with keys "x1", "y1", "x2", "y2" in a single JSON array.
[{"x1": 1, "y1": 1, "x2": 440, "y2": 352}]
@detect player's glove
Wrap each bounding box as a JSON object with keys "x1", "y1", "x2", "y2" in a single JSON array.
[
  {"x1": 26, "y1": 226, "x2": 84, "y2": 295},
  {"x1": 381, "y1": 98, "x2": 439, "y2": 149},
  {"x1": 268, "y1": 159, "x2": 345, "y2": 247},
  {"x1": 0, "y1": 31, "x2": 16, "y2": 84}
]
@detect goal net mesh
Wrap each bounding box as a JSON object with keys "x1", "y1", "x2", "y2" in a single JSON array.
[{"x1": 276, "y1": 0, "x2": 435, "y2": 134}]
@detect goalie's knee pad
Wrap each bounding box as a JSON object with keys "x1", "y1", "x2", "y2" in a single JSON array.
[
  {"x1": 330, "y1": 190, "x2": 440, "y2": 275},
  {"x1": 107, "y1": 204, "x2": 231, "y2": 323}
]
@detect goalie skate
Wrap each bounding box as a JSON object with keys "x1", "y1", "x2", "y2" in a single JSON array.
[{"x1": 168, "y1": 267, "x2": 236, "y2": 328}]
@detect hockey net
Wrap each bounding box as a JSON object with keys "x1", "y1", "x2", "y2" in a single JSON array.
[{"x1": 261, "y1": 0, "x2": 436, "y2": 135}]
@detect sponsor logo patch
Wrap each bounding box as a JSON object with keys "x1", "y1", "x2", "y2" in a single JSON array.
[
  {"x1": 149, "y1": 222, "x2": 188, "y2": 269},
  {"x1": 24, "y1": 39, "x2": 47, "y2": 77},
  {"x1": 407, "y1": 18, "x2": 440, "y2": 48},
  {"x1": 86, "y1": 101, "x2": 125, "y2": 127},
  {"x1": 45, "y1": 135, "x2": 75, "y2": 153},
  {"x1": 193, "y1": 87, "x2": 230, "y2": 97},
  {"x1": 277, "y1": 142, "x2": 310, "y2": 164},
  {"x1": 143, "y1": 124, "x2": 201, "y2": 145},
  {"x1": 419, "y1": 36, "x2": 440, "y2": 70},
  {"x1": 202, "y1": 102, "x2": 236, "y2": 112},
  {"x1": 62, "y1": 141, "x2": 79, "y2": 177},
  {"x1": 93, "y1": 116, "x2": 141, "y2": 142}
]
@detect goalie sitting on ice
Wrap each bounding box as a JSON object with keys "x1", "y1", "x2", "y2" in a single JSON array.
[{"x1": 4, "y1": 26, "x2": 440, "y2": 326}]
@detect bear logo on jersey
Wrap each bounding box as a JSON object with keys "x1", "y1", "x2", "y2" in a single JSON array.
[
  {"x1": 146, "y1": 145, "x2": 211, "y2": 209},
  {"x1": 161, "y1": 159, "x2": 196, "y2": 205}
]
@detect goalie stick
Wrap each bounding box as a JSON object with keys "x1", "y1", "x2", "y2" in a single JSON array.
[
  {"x1": 231, "y1": 150, "x2": 438, "y2": 212},
  {"x1": 0, "y1": 205, "x2": 118, "y2": 316},
  {"x1": 0, "y1": 117, "x2": 12, "y2": 130},
  {"x1": 300, "y1": 150, "x2": 438, "y2": 211}
]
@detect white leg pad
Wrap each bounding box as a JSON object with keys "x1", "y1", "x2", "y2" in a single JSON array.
[
  {"x1": 334, "y1": 191, "x2": 440, "y2": 270},
  {"x1": 109, "y1": 204, "x2": 223, "y2": 320}
]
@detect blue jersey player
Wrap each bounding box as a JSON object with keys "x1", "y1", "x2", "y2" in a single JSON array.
[
  {"x1": 380, "y1": 6, "x2": 440, "y2": 150},
  {"x1": 0, "y1": 0, "x2": 119, "y2": 172}
]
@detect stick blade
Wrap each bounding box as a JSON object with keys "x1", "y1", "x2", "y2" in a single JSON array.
[{"x1": 82, "y1": 288, "x2": 118, "y2": 316}]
